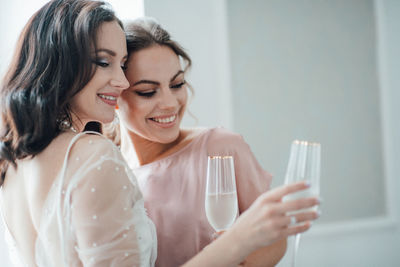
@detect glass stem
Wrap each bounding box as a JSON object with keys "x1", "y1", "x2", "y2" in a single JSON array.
[{"x1": 291, "y1": 233, "x2": 301, "y2": 267}]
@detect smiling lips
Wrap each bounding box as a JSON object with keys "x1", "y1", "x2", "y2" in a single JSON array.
[
  {"x1": 98, "y1": 93, "x2": 118, "y2": 106},
  {"x1": 149, "y1": 114, "x2": 177, "y2": 127}
]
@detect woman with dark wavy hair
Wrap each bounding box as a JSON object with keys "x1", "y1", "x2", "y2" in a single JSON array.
[
  {"x1": 0, "y1": 0, "x2": 158, "y2": 266},
  {"x1": 0, "y1": 1, "x2": 318, "y2": 266}
]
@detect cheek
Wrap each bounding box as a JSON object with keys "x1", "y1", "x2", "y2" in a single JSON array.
[
  {"x1": 118, "y1": 96, "x2": 148, "y2": 124},
  {"x1": 70, "y1": 90, "x2": 88, "y2": 113}
]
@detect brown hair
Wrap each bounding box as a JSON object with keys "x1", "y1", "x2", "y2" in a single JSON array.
[
  {"x1": 124, "y1": 17, "x2": 192, "y2": 72},
  {"x1": 0, "y1": 0, "x2": 122, "y2": 184}
]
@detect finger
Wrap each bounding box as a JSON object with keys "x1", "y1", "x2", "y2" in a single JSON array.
[
  {"x1": 278, "y1": 197, "x2": 320, "y2": 214},
  {"x1": 285, "y1": 211, "x2": 320, "y2": 226},
  {"x1": 281, "y1": 221, "x2": 312, "y2": 237},
  {"x1": 263, "y1": 210, "x2": 319, "y2": 230},
  {"x1": 262, "y1": 181, "x2": 311, "y2": 202}
]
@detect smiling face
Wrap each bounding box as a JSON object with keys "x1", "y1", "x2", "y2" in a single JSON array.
[
  {"x1": 118, "y1": 45, "x2": 188, "y2": 144},
  {"x1": 70, "y1": 21, "x2": 129, "y2": 130}
]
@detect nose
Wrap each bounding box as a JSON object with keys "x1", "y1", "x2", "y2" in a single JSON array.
[
  {"x1": 158, "y1": 87, "x2": 178, "y2": 109},
  {"x1": 110, "y1": 67, "x2": 130, "y2": 90}
]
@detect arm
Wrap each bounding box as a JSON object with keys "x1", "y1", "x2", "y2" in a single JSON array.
[
  {"x1": 182, "y1": 182, "x2": 319, "y2": 267},
  {"x1": 70, "y1": 154, "x2": 148, "y2": 266},
  {"x1": 220, "y1": 130, "x2": 286, "y2": 266},
  {"x1": 240, "y1": 239, "x2": 287, "y2": 267}
]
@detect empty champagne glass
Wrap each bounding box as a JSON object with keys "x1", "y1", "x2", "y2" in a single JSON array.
[
  {"x1": 284, "y1": 140, "x2": 321, "y2": 267},
  {"x1": 205, "y1": 156, "x2": 238, "y2": 234}
]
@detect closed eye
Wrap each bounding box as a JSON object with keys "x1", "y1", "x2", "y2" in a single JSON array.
[
  {"x1": 136, "y1": 91, "x2": 156, "y2": 98},
  {"x1": 170, "y1": 81, "x2": 186, "y2": 89}
]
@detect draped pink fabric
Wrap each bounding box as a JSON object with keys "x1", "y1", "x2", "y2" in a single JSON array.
[{"x1": 129, "y1": 127, "x2": 272, "y2": 267}]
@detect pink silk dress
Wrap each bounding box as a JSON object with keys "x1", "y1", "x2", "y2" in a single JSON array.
[{"x1": 128, "y1": 127, "x2": 272, "y2": 267}]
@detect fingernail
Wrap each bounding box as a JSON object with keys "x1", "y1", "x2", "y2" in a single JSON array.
[
  {"x1": 304, "y1": 181, "x2": 311, "y2": 187},
  {"x1": 318, "y1": 197, "x2": 323, "y2": 204}
]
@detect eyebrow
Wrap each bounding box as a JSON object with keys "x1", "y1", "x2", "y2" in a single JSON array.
[
  {"x1": 96, "y1": 48, "x2": 128, "y2": 59},
  {"x1": 132, "y1": 70, "x2": 184, "y2": 86}
]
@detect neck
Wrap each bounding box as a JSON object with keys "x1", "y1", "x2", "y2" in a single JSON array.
[
  {"x1": 119, "y1": 125, "x2": 187, "y2": 167},
  {"x1": 70, "y1": 115, "x2": 88, "y2": 133}
]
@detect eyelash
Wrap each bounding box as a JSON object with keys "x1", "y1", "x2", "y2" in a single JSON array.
[
  {"x1": 94, "y1": 61, "x2": 127, "y2": 70},
  {"x1": 171, "y1": 81, "x2": 186, "y2": 89},
  {"x1": 135, "y1": 81, "x2": 186, "y2": 98},
  {"x1": 94, "y1": 61, "x2": 109, "y2": 68},
  {"x1": 136, "y1": 91, "x2": 156, "y2": 98}
]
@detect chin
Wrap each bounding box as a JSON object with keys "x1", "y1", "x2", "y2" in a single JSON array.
[
  {"x1": 99, "y1": 112, "x2": 116, "y2": 124},
  {"x1": 156, "y1": 132, "x2": 180, "y2": 144}
]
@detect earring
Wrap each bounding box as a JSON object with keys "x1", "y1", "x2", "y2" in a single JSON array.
[{"x1": 58, "y1": 119, "x2": 77, "y2": 133}]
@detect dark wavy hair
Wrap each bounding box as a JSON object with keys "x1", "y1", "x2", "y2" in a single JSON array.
[{"x1": 0, "y1": 0, "x2": 123, "y2": 185}]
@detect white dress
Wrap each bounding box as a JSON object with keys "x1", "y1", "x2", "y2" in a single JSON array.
[{"x1": 1, "y1": 132, "x2": 157, "y2": 267}]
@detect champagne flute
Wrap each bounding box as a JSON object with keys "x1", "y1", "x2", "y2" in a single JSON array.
[
  {"x1": 205, "y1": 156, "x2": 238, "y2": 235},
  {"x1": 284, "y1": 140, "x2": 321, "y2": 267}
]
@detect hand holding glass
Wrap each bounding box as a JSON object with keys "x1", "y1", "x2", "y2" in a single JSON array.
[{"x1": 284, "y1": 140, "x2": 321, "y2": 267}]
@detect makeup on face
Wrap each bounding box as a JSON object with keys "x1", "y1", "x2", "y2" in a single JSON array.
[{"x1": 70, "y1": 21, "x2": 129, "y2": 129}]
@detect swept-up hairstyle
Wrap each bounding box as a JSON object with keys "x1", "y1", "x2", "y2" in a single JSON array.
[
  {"x1": 0, "y1": 0, "x2": 123, "y2": 184},
  {"x1": 124, "y1": 17, "x2": 192, "y2": 72}
]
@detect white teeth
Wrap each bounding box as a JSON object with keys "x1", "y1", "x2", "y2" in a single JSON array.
[
  {"x1": 98, "y1": 94, "x2": 117, "y2": 101},
  {"x1": 152, "y1": 115, "x2": 176, "y2": 123}
]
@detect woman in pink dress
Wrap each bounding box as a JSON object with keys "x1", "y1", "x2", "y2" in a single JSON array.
[{"x1": 113, "y1": 17, "x2": 320, "y2": 267}]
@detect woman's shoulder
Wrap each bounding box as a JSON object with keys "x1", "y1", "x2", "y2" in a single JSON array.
[
  {"x1": 66, "y1": 132, "x2": 122, "y2": 162},
  {"x1": 204, "y1": 127, "x2": 245, "y2": 145},
  {"x1": 63, "y1": 132, "x2": 134, "y2": 187},
  {"x1": 184, "y1": 127, "x2": 249, "y2": 155},
  {"x1": 182, "y1": 127, "x2": 242, "y2": 142}
]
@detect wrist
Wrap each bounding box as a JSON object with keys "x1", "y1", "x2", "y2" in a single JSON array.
[{"x1": 221, "y1": 226, "x2": 253, "y2": 262}]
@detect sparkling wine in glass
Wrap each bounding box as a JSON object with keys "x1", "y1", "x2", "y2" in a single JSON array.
[
  {"x1": 205, "y1": 156, "x2": 238, "y2": 233},
  {"x1": 284, "y1": 140, "x2": 321, "y2": 267}
]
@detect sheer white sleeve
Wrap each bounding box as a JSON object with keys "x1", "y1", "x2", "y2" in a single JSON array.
[{"x1": 35, "y1": 133, "x2": 157, "y2": 267}]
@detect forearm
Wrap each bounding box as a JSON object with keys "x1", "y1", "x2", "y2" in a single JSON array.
[
  {"x1": 181, "y1": 229, "x2": 250, "y2": 267},
  {"x1": 240, "y1": 239, "x2": 287, "y2": 267}
]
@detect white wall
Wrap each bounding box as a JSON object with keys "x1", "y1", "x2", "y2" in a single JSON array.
[
  {"x1": 227, "y1": 0, "x2": 384, "y2": 223},
  {"x1": 0, "y1": 0, "x2": 49, "y2": 76}
]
